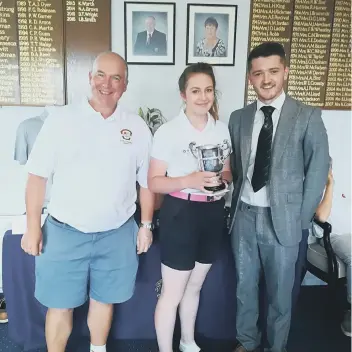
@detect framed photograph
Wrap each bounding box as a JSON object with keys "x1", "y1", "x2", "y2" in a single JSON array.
[
  {"x1": 186, "y1": 4, "x2": 237, "y2": 66},
  {"x1": 124, "y1": 2, "x2": 176, "y2": 65}
]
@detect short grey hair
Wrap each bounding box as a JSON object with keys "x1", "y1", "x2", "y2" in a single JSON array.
[{"x1": 91, "y1": 51, "x2": 129, "y2": 85}]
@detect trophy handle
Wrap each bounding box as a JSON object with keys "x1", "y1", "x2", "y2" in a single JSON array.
[
  {"x1": 219, "y1": 140, "x2": 231, "y2": 163},
  {"x1": 189, "y1": 142, "x2": 198, "y2": 158}
]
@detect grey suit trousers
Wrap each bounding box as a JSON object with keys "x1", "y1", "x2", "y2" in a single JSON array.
[{"x1": 231, "y1": 201, "x2": 299, "y2": 352}]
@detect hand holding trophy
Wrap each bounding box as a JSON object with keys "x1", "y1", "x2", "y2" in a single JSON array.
[{"x1": 189, "y1": 140, "x2": 231, "y2": 192}]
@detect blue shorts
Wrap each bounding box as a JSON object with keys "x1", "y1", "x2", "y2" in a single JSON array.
[{"x1": 35, "y1": 215, "x2": 138, "y2": 309}]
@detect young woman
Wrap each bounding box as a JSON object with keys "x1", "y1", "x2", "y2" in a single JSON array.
[{"x1": 148, "y1": 62, "x2": 232, "y2": 352}]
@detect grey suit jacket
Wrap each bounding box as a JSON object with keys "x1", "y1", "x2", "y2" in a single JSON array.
[{"x1": 228, "y1": 95, "x2": 329, "y2": 246}]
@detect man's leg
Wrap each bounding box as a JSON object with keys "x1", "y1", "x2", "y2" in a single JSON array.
[
  {"x1": 88, "y1": 218, "x2": 139, "y2": 350},
  {"x1": 231, "y1": 203, "x2": 262, "y2": 351},
  {"x1": 46, "y1": 308, "x2": 73, "y2": 352},
  {"x1": 257, "y1": 211, "x2": 299, "y2": 352},
  {"x1": 88, "y1": 299, "x2": 113, "y2": 349},
  {"x1": 291, "y1": 229, "x2": 309, "y2": 310},
  {"x1": 35, "y1": 216, "x2": 91, "y2": 352}
]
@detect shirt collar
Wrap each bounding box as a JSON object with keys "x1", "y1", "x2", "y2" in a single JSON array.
[
  {"x1": 179, "y1": 109, "x2": 215, "y2": 131},
  {"x1": 257, "y1": 90, "x2": 286, "y2": 112},
  {"x1": 81, "y1": 98, "x2": 119, "y2": 122}
]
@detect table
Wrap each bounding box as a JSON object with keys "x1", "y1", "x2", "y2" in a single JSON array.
[{"x1": 2, "y1": 229, "x2": 237, "y2": 350}]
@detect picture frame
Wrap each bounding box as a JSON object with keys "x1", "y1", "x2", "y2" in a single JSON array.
[
  {"x1": 186, "y1": 4, "x2": 238, "y2": 66},
  {"x1": 124, "y1": 1, "x2": 176, "y2": 65}
]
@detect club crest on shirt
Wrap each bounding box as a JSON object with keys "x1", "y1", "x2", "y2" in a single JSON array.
[{"x1": 120, "y1": 129, "x2": 132, "y2": 144}]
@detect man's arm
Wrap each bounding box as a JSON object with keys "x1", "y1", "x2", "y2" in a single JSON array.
[
  {"x1": 139, "y1": 186, "x2": 155, "y2": 224},
  {"x1": 136, "y1": 125, "x2": 155, "y2": 253},
  {"x1": 136, "y1": 187, "x2": 155, "y2": 255},
  {"x1": 301, "y1": 108, "x2": 330, "y2": 229},
  {"x1": 26, "y1": 174, "x2": 47, "y2": 232},
  {"x1": 21, "y1": 115, "x2": 58, "y2": 255},
  {"x1": 21, "y1": 174, "x2": 46, "y2": 256},
  {"x1": 228, "y1": 111, "x2": 239, "y2": 185}
]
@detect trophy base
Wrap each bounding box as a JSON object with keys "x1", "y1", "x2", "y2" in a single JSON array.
[{"x1": 204, "y1": 182, "x2": 226, "y2": 193}]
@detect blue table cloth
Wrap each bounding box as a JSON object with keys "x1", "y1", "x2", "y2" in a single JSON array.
[{"x1": 2, "y1": 229, "x2": 237, "y2": 350}]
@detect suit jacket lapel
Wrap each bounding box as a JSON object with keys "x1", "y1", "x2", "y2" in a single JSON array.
[
  {"x1": 240, "y1": 102, "x2": 256, "y2": 177},
  {"x1": 271, "y1": 96, "x2": 300, "y2": 168}
]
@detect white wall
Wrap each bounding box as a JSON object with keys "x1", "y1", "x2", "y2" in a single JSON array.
[
  {"x1": 114, "y1": 0, "x2": 251, "y2": 121},
  {"x1": 0, "y1": 0, "x2": 351, "y2": 291}
]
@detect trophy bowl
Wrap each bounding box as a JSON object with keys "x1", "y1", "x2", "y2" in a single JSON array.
[{"x1": 189, "y1": 140, "x2": 230, "y2": 192}]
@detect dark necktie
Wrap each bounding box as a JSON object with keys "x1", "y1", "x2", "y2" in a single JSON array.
[{"x1": 251, "y1": 105, "x2": 275, "y2": 192}]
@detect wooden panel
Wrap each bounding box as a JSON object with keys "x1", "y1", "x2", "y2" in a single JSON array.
[
  {"x1": 0, "y1": 0, "x2": 111, "y2": 106},
  {"x1": 245, "y1": 0, "x2": 351, "y2": 110},
  {"x1": 65, "y1": 0, "x2": 111, "y2": 103}
]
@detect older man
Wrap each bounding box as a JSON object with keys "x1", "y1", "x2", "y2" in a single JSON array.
[{"x1": 21, "y1": 52, "x2": 155, "y2": 352}]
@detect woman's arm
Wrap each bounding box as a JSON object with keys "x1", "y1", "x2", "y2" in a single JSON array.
[
  {"x1": 221, "y1": 157, "x2": 232, "y2": 186},
  {"x1": 147, "y1": 158, "x2": 218, "y2": 194}
]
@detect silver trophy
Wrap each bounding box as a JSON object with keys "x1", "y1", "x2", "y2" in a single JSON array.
[{"x1": 189, "y1": 140, "x2": 231, "y2": 192}]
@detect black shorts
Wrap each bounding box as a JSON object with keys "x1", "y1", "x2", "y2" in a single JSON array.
[{"x1": 159, "y1": 195, "x2": 225, "y2": 271}]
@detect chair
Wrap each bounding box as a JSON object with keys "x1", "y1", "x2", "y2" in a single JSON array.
[{"x1": 307, "y1": 218, "x2": 347, "y2": 314}]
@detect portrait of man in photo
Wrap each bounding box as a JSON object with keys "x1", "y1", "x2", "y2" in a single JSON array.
[{"x1": 133, "y1": 14, "x2": 167, "y2": 56}]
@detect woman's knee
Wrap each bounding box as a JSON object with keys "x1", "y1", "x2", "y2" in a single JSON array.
[
  {"x1": 186, "y1": 277, "x2": 204, "y2": 294},
  {"x1": 159, "y1": 285, "x2": 185, "y2": 306},
  {"x1": 184, "y1": 263, "x2": 212, "y2": 294}
]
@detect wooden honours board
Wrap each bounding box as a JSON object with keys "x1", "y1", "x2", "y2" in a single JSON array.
[
  {"x1": 0, "y1": 0, "x2": 111, "y2": 106},
  {"x1": 246, "y1": 0, "x2": 351, "y2": 110}
]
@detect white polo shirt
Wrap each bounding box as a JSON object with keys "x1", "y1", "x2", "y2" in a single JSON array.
[
  {"x1": 151, "y1": 109, "x2": 231, "y2": 194},
  {"x1": 26, "y1": 99, "x2": 152, "y2": 233}
]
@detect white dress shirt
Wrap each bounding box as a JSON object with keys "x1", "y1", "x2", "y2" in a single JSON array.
[
  {"x1": 26, "y1": 99, "x2": 152, "y2": 233},
  {"x1": 146, "y1": 31, "x2": 153, "y2": 44},
  {"x1": 241, "y1": 91, "x2": 286, "y2": 207}
]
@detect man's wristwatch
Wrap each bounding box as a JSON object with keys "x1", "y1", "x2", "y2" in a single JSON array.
[{"x1": 139, "y1": 222, "x2": 154, "y2": 231}]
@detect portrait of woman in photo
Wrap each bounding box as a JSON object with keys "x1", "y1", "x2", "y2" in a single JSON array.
[{"x1": 195, "y1": 17, "x2": 226, "y2": 58}]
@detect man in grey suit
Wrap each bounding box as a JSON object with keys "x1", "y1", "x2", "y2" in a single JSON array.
[{"x1": 229, "y1": 42, "x2": 329, "y2": 352}]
